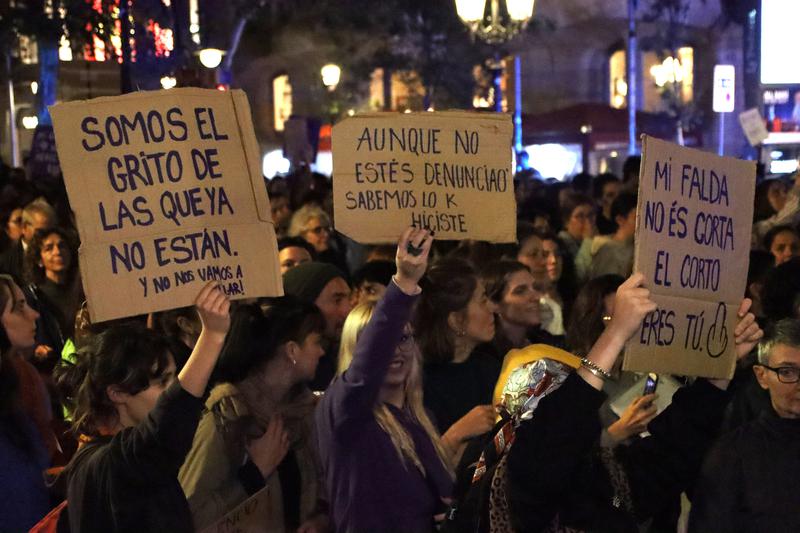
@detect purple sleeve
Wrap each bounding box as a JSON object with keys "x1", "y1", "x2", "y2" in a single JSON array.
[{"x1": 322, "y1": 281, "x2": 417, "y2": 428}]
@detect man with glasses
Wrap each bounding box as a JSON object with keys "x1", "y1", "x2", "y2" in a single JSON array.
[{"x1": 689, "y1": 318, "x2": 800, "y2": 532}]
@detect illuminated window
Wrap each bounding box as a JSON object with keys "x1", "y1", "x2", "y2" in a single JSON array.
[
  {"x1": 609, "y1": 50, "x2": 627, "y2": 109},
  {"x1": 273, "y1": 74, "x2": 292, "y2": 132},
  {"x1": 472, "y1": 60, "x2": 509, "y2": 111},
  {"x1": 608, "y1": 47, "x2": 694, "y2": 112},
  {"x1": 369, "y1": 68, "x2": 426, "y2": 111},
  {"x1": 18, "y1": 35, "x2": 38, "y2": 65}
]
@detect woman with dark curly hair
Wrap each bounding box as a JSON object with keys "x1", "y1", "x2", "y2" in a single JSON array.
[{"x1": 24, "y1": 227, "x2": 83, "y2": 344}]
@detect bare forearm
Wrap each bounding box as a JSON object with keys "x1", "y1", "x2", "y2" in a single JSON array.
[
  {"x1": 178, "y1": 331, "x2": 226, "y2": 398},
  {"x1": 577, "y1": 327, "x2": 627, "y2": 390}
]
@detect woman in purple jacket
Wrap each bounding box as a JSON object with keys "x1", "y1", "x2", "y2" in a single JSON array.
[{"x1": 316, "y1": 227, "x2": 453, "y2": 533}]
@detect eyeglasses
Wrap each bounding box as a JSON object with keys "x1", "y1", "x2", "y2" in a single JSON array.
[
  {"x1": 305, "y1": 225, "x2": 331, "y2": 236},
  {"x1": 758, "y1": 364, "x2": 800, "y2": 384}
]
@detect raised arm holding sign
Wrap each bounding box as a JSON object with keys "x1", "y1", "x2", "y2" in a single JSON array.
[
  {"x1": 624, "y1": 135, "x2": 758, "y2": 379},
  {"x1": 332, "y1": 111, "x2": 516, "y2": 244},
  {"x1": 50, "y1": 88, "x2": 282, "y2": 322}
]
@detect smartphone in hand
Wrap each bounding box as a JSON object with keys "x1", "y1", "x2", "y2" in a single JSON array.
[{"x1": 643, "y1": 373, "x2": 659, "y2": 395}]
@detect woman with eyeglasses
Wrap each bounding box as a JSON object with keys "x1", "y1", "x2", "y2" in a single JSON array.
[
  {"x1": 317, "y1": 227, "x2": 454, "y2": 532},
  {"x1": 690, "y1": 318, "x2": 798, "y2": 532},
  {"x1": 289, "y1": 205, "x2": 349, "y2": 276}
]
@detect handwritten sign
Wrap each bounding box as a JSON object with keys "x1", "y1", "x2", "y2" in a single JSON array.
[
  {"x1": 624, "y1": 136, "x2": 756, "y2": 379},
  {"x1": 198, "y1": 487, "x2": 278, "y2": 533},
  {"x1": 332, "y1": 111, "x2": 516, "y2": 243},
  {"x1": 738, "y1": 108, "x2": 769, "y2": 147},
  {"x1": 50, "y1": 88, "x2": 282, "y2": 322}
]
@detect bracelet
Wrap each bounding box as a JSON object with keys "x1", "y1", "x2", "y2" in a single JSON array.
[{"x1": 580, "y1": 357, "x2": 612, "y2": 380}]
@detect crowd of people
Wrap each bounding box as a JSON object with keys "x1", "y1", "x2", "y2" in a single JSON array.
[{"x1": 1, "y1": 153, "x2": 798, "y2": 533}]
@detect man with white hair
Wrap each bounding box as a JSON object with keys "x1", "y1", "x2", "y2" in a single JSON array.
[
  {"x1": 0, "y1": 199, "x2": 57, "y2": 283},
  {"x1": 689, "y1": 318, "x2": 800, "y2": 532}
]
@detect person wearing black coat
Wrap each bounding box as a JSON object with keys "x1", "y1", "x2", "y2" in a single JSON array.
[
  {"x1": 689, "y1": 318, "x2": 800, "y2": 533},
  {"x1": 61, "y1": 283, "x2": 230, "y2": 533},
  {"x1": 508, "y1": 293, "x2": 761, "y2": 532},
  {"x1": 444, "y1": 274, "x2": 764, "y2": 533}
]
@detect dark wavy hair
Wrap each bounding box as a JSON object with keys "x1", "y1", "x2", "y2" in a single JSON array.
[
  {"x1": 211, "y1": 296, "x2": 324, "y2": 386},
  {"x1": 56, "y1": 324, "x2": 172, "y2": 437},
  {"x1": 414, "y1": 257, "x2": 479, "y2": 365},
  {"x1": 566, "y1": 274, "x2": 624, "y2": 357},
  {"x1": 23, "y1": 227, "x2": 78, "y2": 286}
]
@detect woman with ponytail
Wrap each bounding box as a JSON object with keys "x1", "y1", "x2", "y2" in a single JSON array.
[
  {"x1": 61, "y1": 282, "x2": 230, "y2": 532},
  {"x1": 316, "y1": 227, "x2": 453, "y2": 533}
]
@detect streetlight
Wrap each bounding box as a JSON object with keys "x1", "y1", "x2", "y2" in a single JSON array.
[
  {"x1": 321, "y1": 64, "x2": 341, "y2": 91},
  {"x1": 160, "y1": 75, "x2": 178, "y2": 90},
  {"x1": 198, "y1": 48, "x2": 224, "y2": 69},
  {"x1": 321, "y1": 64, "x2": 342, "y2": 124},
  {"x1": 456, "y1": 0, "x2": 535, "y2": 169},
  {"x1": 455, "y1": 0, "x2": 535, "y2": 45}
]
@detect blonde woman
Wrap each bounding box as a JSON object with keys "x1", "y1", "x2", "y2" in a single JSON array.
[{"x1": 315, "y1": 227, "x2": 453, "y2": 533}]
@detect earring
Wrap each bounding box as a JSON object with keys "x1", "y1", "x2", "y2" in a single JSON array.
[
  {"x1": 457, "y1": 330, "x2": 466, "y2": 337},
  {"x1": 289, "y1": 356, "x2": 297, "y2": 366}
]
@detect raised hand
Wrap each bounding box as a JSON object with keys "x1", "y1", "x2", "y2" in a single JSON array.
[
  {"x1": 733, "y1": 298, "x2": 763, "y2": 359},
  {"x1": 394, "y1": 226, "x2": 433, "y2": 294},
  {"x1": 607, "y1": 394, "x2": 658, "y2": 442},
  {"x1": 195, "y1": 281, "x2": 231, "y2": 341},
  {"x1": 441, "y1": 404, "x2": 496, "y2": 456},
  {"x1": 178, "y1": 282, "x2": 232, "y2": 398},
  {"x1": 580, "y1": 273, "x2": 657, "y2": 391},
  {"x1": 606, "y1": 273, "x2": 658, "y2": 345}
]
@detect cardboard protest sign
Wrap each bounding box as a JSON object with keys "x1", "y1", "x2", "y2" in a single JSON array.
[
  {"x1": 332, "y1": 111, "x2": 516, "y2": 243},
  {"x1": 738, "y1": 108, "x2": 769, "y2": 147},
  {"x1": 50, "y1": 88, "x2": 282, "y2": 322},
  {"x1": 623, "y1": 136, "x2": 756, "y2": 379},
  {"x1": 198, "y1": 486, "x2": 278, "y2": 533}
]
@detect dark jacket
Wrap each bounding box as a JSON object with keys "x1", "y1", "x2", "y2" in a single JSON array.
[
  {"x1": 689, "y1": 407, "x2": 800, "y2": 533},
  {"x1": 423, "y1": 350, "x2": 501, "y2": 434},
  {"x1": 505, "y1": 374, "x2": 729, "y2": 532},
  {"x1": 0, "y1": 239, "x2": 24, "y2": 284},
  {"x1": 65, "y1": 381, "x2": 203, "y2": 533}
]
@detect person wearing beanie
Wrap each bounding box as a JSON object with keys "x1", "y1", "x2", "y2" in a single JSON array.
[{"x1": 283, "y1": 262, "x2": 352, "y2": 390}]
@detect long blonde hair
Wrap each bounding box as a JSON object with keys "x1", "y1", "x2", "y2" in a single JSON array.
[{"x1": 338, "y1": 302, "x2": 453, "y2": 477}]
